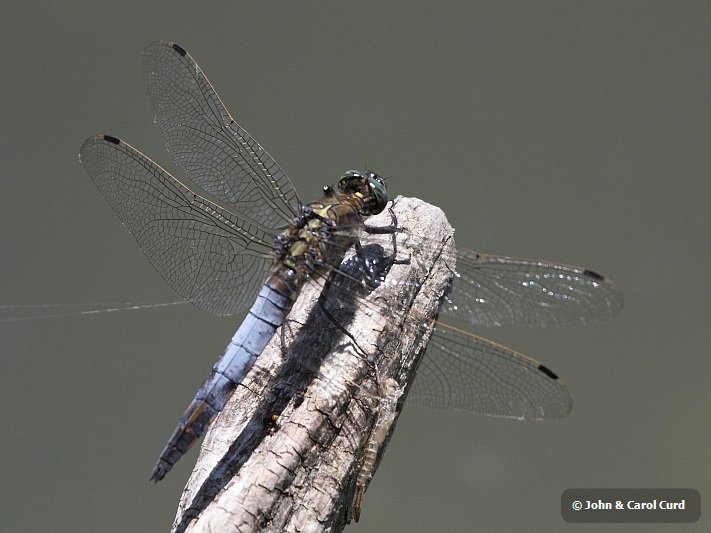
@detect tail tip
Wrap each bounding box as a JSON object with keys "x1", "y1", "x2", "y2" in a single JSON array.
[{"x1": 149, "y1": 461, "x2": 170, "y2": 483}]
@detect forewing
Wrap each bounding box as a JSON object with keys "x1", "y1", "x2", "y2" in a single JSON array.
[
  {"x1": 141, "y1": 41, "x2": 298, "y2": 228},
  {"x1": 443, "y1": 249, "x2": 624, "y2": 327},
  {"x1": 80, "y1": 135, "x2": 274, "y2": 316}
]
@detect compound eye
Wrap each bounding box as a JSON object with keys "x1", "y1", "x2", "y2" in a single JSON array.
[
  {"x1": 366, "y1": 172, "x2": 389, "y2": 215},
  {"x1": 337, "y1": 170, "x2": 366, "y2": 194},
  {"x1": 340, "y1": 169, "x2": 363, "y2": 180}
]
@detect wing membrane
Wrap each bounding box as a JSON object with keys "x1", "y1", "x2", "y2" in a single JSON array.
[
  {"x1": 408, "y1": 324, "x2": 572, "y2": 419},
  {"x1": 313, "y1": 236, "x2": 575, "y2": 419},
  {"x1": 441, "y1": 249, "x2": 623, "y2": 327},
  {"x1": 140, "y1": 41, "x2": 298, "y2": 228},
  {"x1": 80, "y1": 135, "x2": 274, "y2": 316}
]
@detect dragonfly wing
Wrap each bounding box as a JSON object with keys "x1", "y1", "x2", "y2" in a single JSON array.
[
  {"x1": 442, "y1": 249, "x2": 624, "y2": 327},
  {"x1": 141, "y1": 41, "x2": 299, "y2": 228},
  {"x1": 407, "y1": 324, "x2": 572, "y2": 420},
  {"x1": 80, "y1": 135, "x2": 274, "y2": 316}
]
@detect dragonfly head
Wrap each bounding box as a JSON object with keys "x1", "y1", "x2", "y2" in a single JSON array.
[{"x1": 338, "y1": 170, "x2": 389, "y2": 216}]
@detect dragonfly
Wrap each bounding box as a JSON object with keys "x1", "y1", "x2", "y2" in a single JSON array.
[{"x1": 79, "y1": 41, "x2": 623, "y2": 485}]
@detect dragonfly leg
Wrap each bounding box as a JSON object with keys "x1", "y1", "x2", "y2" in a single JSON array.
[
  {"x1": 356, "y1": 205, "x2": 411, "y2": 289},
  {"x1": 366, "y1": 204, "x2": 410, "y2": 265},
  {"x1": 363, "y1": 203, "x2": 399, "y2": 235}
]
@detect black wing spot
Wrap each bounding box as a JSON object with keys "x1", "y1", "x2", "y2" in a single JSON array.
[
  {"x1": 582, "y1": 269, "x2": 605, "y2": 282},
  {"x1": 103, "y1": 134, "x2": 120, "y2": 145},
  {"x1": 172, "y1": 43, "x2": 187, "y2": 56},
  {"x1": 538, "y1": 364, "x2": 559, "y2": 380}
]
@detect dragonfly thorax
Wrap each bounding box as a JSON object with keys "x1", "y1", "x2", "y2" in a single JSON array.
[{"x1": 271, "y1": 196, "x2": 366, "y2": 283}]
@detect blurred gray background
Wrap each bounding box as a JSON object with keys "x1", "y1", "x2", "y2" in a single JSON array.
[{"x1": 1, "y1": 2, "x2": 708, "y2": 532}]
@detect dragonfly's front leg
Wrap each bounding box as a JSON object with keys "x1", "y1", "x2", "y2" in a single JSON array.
[{"x1": 358, "y1": 204, "x2": 410, "y2": 287}]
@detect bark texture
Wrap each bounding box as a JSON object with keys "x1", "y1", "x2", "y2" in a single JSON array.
[{"x1": 170, "y1": 196, "x2": 455, "y2": 533}]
